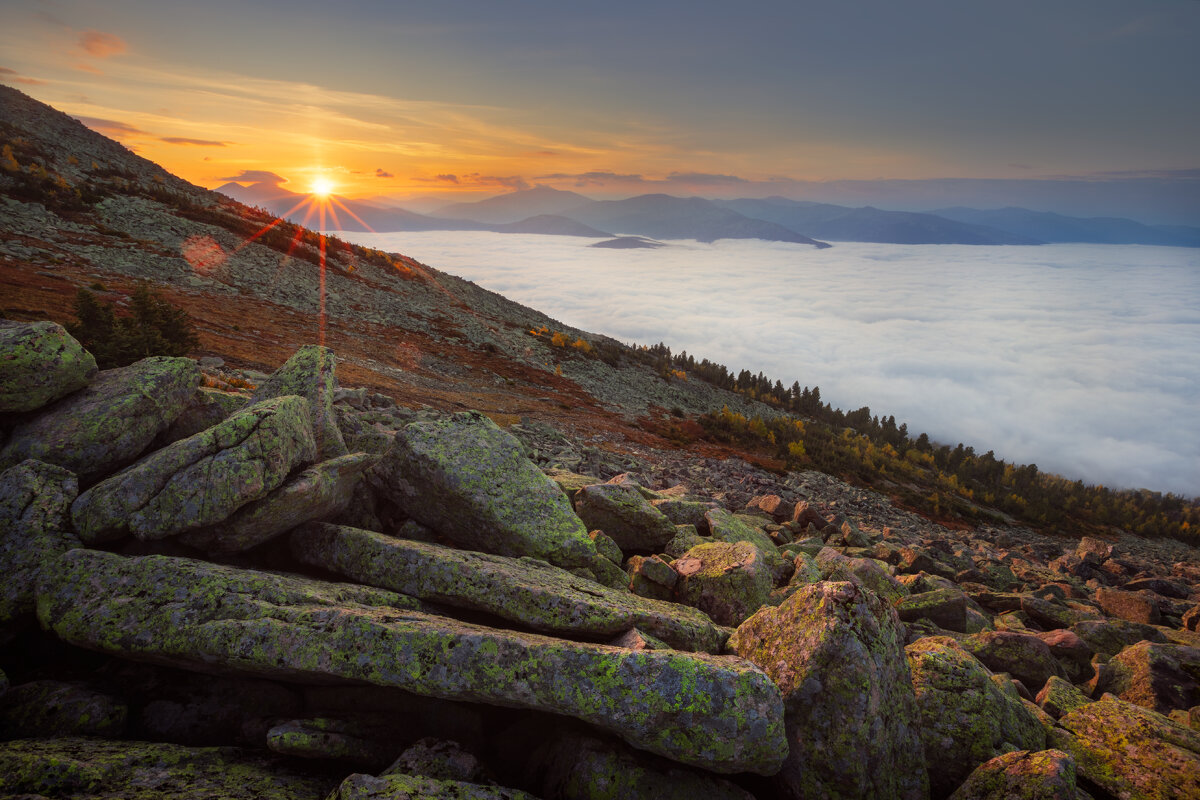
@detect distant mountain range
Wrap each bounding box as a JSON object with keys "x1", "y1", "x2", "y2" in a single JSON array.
[{"x1": 217, "y1": 182, "x2": 1200, "y2": 249}]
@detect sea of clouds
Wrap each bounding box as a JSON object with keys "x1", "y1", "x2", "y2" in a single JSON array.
[{"x1": 338, "y1": 231, "x2": 1200, "y2": 497}]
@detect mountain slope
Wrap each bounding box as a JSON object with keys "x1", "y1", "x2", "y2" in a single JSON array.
[
  {"x1": 434, "y1": 186, "x2": 594, "y2": 224},
  {"x1": 932, "y1": 206, "x2": 1200, "y2": 247}
]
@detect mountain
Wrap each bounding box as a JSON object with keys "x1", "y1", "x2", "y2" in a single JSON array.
[
  {"x1": 434, "y1": 186, "x2": 594, "y2": 224},
  {"x1": 931, "y1": 206, "x2": 1200, "y2": 247},
  {"x1": 492, "y1": 214, "x2": 610, "y2": 237},
  {"x1": 717, "y1": 197, "x2": 1039, "y2": 245},
  {"x1": 564, "y1": 194, "x2": 831, "y2": 247}
]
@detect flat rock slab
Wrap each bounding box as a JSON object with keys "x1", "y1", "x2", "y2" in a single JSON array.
[
  {"x1": 372, "y1": 411, "x2": 596, "y2": 568},
  {"x1": 0, "y1": 320, "x2": 96, "y2": 412},
  {"x1": 71, "y1": 395, "x2": 316, "y2": 543},
  {"x1": 38, "y1": 549, "x2": 787, "y2": 775},
  {"x1": 0, "y1": 356, "x2": 200, "y2": 483}
]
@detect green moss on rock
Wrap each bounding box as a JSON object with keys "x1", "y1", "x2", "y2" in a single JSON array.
[
  {"x1": 0, "y1": 321, "x2": 96, "y2": 413},
  {"x1": 673, "y1": 541, "x2": 774, "y2": 627}
]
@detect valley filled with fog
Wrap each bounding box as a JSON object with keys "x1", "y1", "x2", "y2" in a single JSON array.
[{"x1": 338, "y1": 232, "x2": 1199, "y2": 497}]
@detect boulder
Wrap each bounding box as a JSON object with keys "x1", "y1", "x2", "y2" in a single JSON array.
[
  {"x1": 1035, "y1": 676, "x2": 1091, "y2": 720},
  {"x1": 626, "y1": 554, "x2": 678, "y2": 601},
  {"x1": 745, "y1": 494, "x2": 791, "y2": 523},
  {"x1": 1021, "y1": 596, "x2": 1098, "y2": 630},
  {"x1": 0, "y1": 320, "x2": 96, "y2": 412},
  {"x1": 896, "y1": 587, "x2": 969, "y2": 632},
  {"x1": 574, "y1": 482, "x2": 678, "y2": 552},
  {"x1": 266, "y1": 716, "x2": 398, "y2": 766},
  {"x1": 815, "y1": 547, "x2": 908, "y2": 604},
  {"x1": 179, "y1": 452, "x2": 378, "y2": 553},
  {"x1": 38, "y1": 549, "x2": 787, "y2": 774},
  {"x1": 372, "y1": 411, "x2": 595, "y2": 568},
  {"x1": 1049, "y1": 696, "x2": 1200, "y2": 800},
  {"x1": 0, "y1": 459, "x2": 79, "y2": 631},
  {"x1": 652, "y1": 498, "x2": 716, "y2": 529},
  {"x1": 1099, "y1": 642, "x2": 1200, "y2": 714},
  {"x1": 906, "y1": 636, "x2": 1046, "y2": 796},
  {"x1": 589, "y1": 529, "x2": 623, "y2": 565},
  {"x1": 0, "y1": 679, "x2": 127, "y2": 738},
  {"x1": 1097, "y1": 587, "x2": 1163, "y2": 626},
  {"x1": 961, "y1": 631, "x2": 1066, "y2": 696},
  {"x1": 1034, "y1": 629, "x2": 1095, "y2": 684},
  {"x1": 384, "y1": 737, "x2": 486, "y2": 783},
  {"x1": 250, "y1": 344, "x2": 347, "y2": 459},
  {"x1": 1071, "y1": 618, "x2": 1167, "y2": 658},
  {"x1": 705, "y1": 508, "x2": 791, "y2": 582},
  {"x1": 291, "y1": 523, "x2": 725, "y2": 653},
  {"x1": 663, "y1": 524, "x2": 705, "y2": 558},
  {"x1": 672, "y1": 541, "x2": 775, "y2": 626},
  {"x1": 947, "y1": 749, "x2": 1079, "y2": 800},
  {"x1": 154, "y1": 387, "x2": 247, "y2": 446},
  {"x1": 70, "y1": 395, "x2": 316, "y2": 543},
  {"x1": 328, "y1": 773, "x2": 536, "y2": 800},
  {"x1": 0, "y1": 356, "x2": 200, "y2": 483},
  {"x1": 1076, "y1": 536, "x2": 1113, "y2": 564},
  {"x1": 732, "y1": 581, "x2": 929, "y2": 800}
]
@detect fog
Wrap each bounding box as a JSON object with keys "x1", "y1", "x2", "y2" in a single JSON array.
[{"x1": 338, "y1": 231, "x2": 1200, "y2": 497}]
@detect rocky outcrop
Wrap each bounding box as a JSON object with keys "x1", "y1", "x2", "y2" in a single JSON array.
[
  {"x1": 372, "y1": 411, "x2": 596, "y2": 568},
  {"x1": 38, "y1": 549, "x2": 788, "y2": 774},
  {"x1": 0, "y1": 320, "x2": 96, "y2": 412},
  {"x1": 732, "y1": 581, "x2": 928, "y2": 799},
  {"x1": 250, "y1": 344, "x2": 347, "y2": 460}
]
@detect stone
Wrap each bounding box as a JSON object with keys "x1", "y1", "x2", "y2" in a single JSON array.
[
  {"x1": 588, "y1": 553, "x2": 630, "y2": 590},
  {"x1": 1034, "y1": 629, "x2": 1095, "y2": 684},
  {"x1": 732, "y1": 581, "x2": 929, "y2": 800},
  {"x1": 1049, "y1": 695, "x2": 1200, "y2": 800},
  {"x1": 1076, "y1": 536, "x2": 1113, "y2": 565},
  {"x1": 384, "y1": 737, "x2": 486, "y2": 783},
  {"x1": 0, "y1": 460, "x2": 79, "y2": 631},
  {"x1": 705, "y1": 508, "x2": 791, "y2": 582},
  {"x1": 250, "y1": 344, "x2": 347, "y2": 459},
  {"x1": 1071, "y1": 618, "x2": 1168, "y2": 658},
  {"x1": 626, "y1": 554, "x2": 678, "y2": 601},
  {"x1": 266, "y1": 716, "x2": 398, "y2": 766},
  {"x1": 652, "y1": 498, "x2": 716, "y2": 529},
  {"x1": 610, "y1": 628, "x2": 671, "y2": 651},
  {"x1": 70, "y1": 395, "x2": 316, "y2": 543},
  {"x1": 154, "y1": 387, "x2": 247, "y2": 446},
  {"x1": 574, "y1": 482, "x2": 678, "y2": 552},
  {"x1": 673, "y1": 541, "x2": 775, "y2": 627},
  {"x1": 663, "y1": 524, "x2": 705, "y2": 558},
  {"x1": 1124, "y1": 577, "x2": 1191, "y2": 600},
  {"x1": 745, "y1": 493, "x2": 791, "y2": 523},
  {"x1": 1185, "y1": 605, "x2": 1200, "y2": 632},
  {"x1": 947, "y1": 749, "x2": 1079, "y2": 800},
  {"x1": 1097, "y1": 587, "x2": 1162, "y2": 626},
  {"x1": 543, "y1": 467, "x2": 599, "y2": 497},
  {"x1": 291, "y1": 523, "x2": 725, "y2": 653},
  {"x1": 1036, "y1": 676, "x2": 1091, "y2": 719},
  {"x1": 589, "y1": 529, "x2": 623, "y2": 565},
  {"x1": 328, "y1": 773, "x2": 536, "y2": 800},
  {"x1": 1021, "y1": 596, "x2": 1096, "y2": 630},
  {"x1": 0, "y1": 736, "x2": 336, "y2": 799},
  {"x1": 896, "y1": 587, "x2": 969, "y2": 632},
  {"x1": 962, "y1": 631, "x2": 1066, "y2": 696},
  {"x1": 0, "y1": 680, "x2": 127, "y2": 738},
  {"x1": 1099, "y1": 642, "x2": 1200, "y2": 715},
  {"x1": 815, "y1": 547, "x2": 908, "y2": 604},
  {"x1": 372, "y1": 411, "x2": 595, "y2": 569},
  {"x1": 178, "y1": 452, "x2": 378, "y2": 553},
  {"x1": 38, "y1": 549, "x2": 786, "y2": 774},
  {"x1": 0, "y1": 320, "x2": 96, "y2": 412},
  {"x1": 0, "y1": 356, "x2": 200, "y2": 483},
  {"x1": 906, "y1": 636, "x2": 1046, "y2": 797}
]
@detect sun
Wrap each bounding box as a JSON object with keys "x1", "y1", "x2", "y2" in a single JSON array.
[{"x1": 311, "y1": 177, "x2": 335, "y2": 197}]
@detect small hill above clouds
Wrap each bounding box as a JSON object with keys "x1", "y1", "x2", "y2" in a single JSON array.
[{"x1": 434, "y1": 186, "x2": 594, "y2": 224}]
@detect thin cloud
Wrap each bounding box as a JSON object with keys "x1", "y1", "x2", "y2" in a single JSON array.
[
  {"x1": 217, "y1": 169, "x2": 287, "y2": 184},
  {"x1": 78, "y1": 31, "x2": 128, "y2": 58},
  {"x1": 75, "y1": 115, "x2": 148, "y2": 138},
  {"x1": 375, "y1": 168, "x2": 394, "y2": 178},
  {"x1": 161, "y1": 136, "x2": 230, "y2": 146},
  {"x1": 0, "y1": 66, "x2": 47, "y2": 85}
]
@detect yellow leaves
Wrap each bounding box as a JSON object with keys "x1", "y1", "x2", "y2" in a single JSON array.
[
  {"x1": 1, "y1": 144, "x2": 20, "y2": 172},
  {"x1": 571, "y1": 337, "x2": 593, "y2": 355},
  {"x1": 550, "y1": 331, "x2": 569, "y2": 347}
]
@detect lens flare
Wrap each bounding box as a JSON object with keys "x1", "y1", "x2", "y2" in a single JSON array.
[{"x1": 311, "y1": 177, "x2": 334, "y2": 197}]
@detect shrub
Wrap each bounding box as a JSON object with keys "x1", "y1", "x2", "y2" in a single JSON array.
[{"x1": 67, "y1": 283, "x2": 200, "y2": 368}]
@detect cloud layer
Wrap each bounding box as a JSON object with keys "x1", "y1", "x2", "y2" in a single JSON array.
[{"x1": 343, "y1": 232, "x2": 1200, "y2": 496}]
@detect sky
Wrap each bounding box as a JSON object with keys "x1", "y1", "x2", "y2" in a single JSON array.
[{"x1": 2, "y1": 0, "x2": 1198, "y2": 220}]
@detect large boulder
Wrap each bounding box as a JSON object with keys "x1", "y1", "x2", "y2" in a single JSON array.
[
  {"x1": 70, "y1": 395, "x2": 316, "y2": 543},
  {"x1": 906, "y1": 636, "x2": 1046, "y2": 796},
  {"x1": 1097, "y1": 587, "x2": 1163, "y2": 626},
  {"x1": 573, "y1": 482, "x2": 677, "y2": 552},
  {"x1": 947, "y1": 749, "x2": 1080, "y2": 800},
  {"x1": 179, "y1": 452, "x2": 377, "y2": 553},
  {"x1": 732, "y1": 581, "x2": 928, "y2": 800},
  {"x1": 250, "y1": 345, "x2": 347, "y2": 459},
  {"x1": 1049, "y1": 696, "x2": 1200, "y2": 800},
  {"x1": 705, "y1": 508, "x2": 791, "y2": 582},
  {"x1": 896, "y1": 587, "x2": 969, "y2": 632},
  {"x1": 673, "y1": 541, "x2": 775, "y2": 626},
  {"x1": 1098, "y1": 642, "x2": 1200, "y2": 715},
  {"x1": 0, "y1": 356, "x2": 200, "y2": 483},
  {"x1": 0, "y1": 460, "x2": 79, "y2": 632},
  {"x1": 38, "y1": 549, "x2": 787, "y2": 774},
  {"x1": 372, "y1": 411, "x2": 595, "y2": 568},
  {"x1": 961, "y1": 631, "x2": 1066, "y2": 696},
  {"x1": 1071, "y1": 618, "x2": 1167, "y2": 658},
  {"x1": 290, "y1": 523, "x2": 725, "y2": 653},
  {"x1": 0, "y1": 320, "x2": 96, "y2": 412}
]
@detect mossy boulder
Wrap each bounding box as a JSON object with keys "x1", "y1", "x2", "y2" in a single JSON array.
[
  {"x1": 70, "y1": 395, "x2": 316, "y2": 543},
  {"x1": 961, "y1": 631, "x2": 1067, "y2": 696},
  {"x1": 732, "y1": 581, "x2": 929, "y2": 800},
  {"x1": 705, "y1": 508, "x2": 791, "y2": 582},
  {"x1": 0, "y1": 356, "x2": 200, "y2": 483},
  {"x1": 574, "y1": 482, "x2": 678, "y2": 552},
  {"x1": 673, "y1": 541, "x2": 775, "y2": 627},
  {"x1": 653, "y1": 498, "x2": 717, "y2": 529},
  {"x1": 1035, "y1": 676, "x2": 1091, "y2": 720},
  {"x1": 1049, "y1": 695, "x2": 1200, "y2": 800},
  {"x1": 251, "y1": 344, "x2": 347, "y2": 459},
  {"x1": 1070, "y1": 618, "x2": 1168, "y2": 658},
  {"x1": 179, "y1": 452, "x2": 377, "y2": 553},
  {"x1": 328, "y1": 773, "x2": 537, "y2": 800},
  {"x1": 0, "y1": 736, "x2": 337, "y2": 799},
  {"x1": 266, "y1": 716, "x2": 398, "y2": 766},
  {"x1": 38, "y1": 549, "x2": 786, "y2": 774},
  {"x1": 0, "y1": 459, "x2": 79, "y2": 632},
  {"x1": 626, "y1": 554, "x2": 678, "y2": 601},
  {"x1": 896, "y1": 587, "x2": 969, "y2": 632},
  {"x1": 0, "y1": 680, "x2": 127, "y2": 739},
  {"x1": 384, "y1": 737, "x2": 486, "y2": 782},
  {"x1": 1098, "y1": 642, "x2": 1200, "y2": 714},
  {"x1": 906, "y1": 636, "x2": 1047, "y2": 796},
  {"x1": 154, "y1": 386, "x2": 247, "y2": 447},
  {"x1": 815, "y1": 546, "x2": 908, "y2": 604},
  {"x1": 946, "y1": 749, "x2": 1079, "y2": 800},
  {"x1": 372, "y1": 411, "x2": 595, "y2": 569},
  {"x1": 1097, "y1": 587, "x2": 1163, "y2": 626},
  {"x1": 663, "y1": 524, "x2": 705, "y2": 558},
  {"x1": 1034, "y1": 629, "x2": 1095, "y2": 684},
  {"x1": 0, "y1": 320, "x2": 97, "y2": 412},
  {"x1": 290, "y1": 523, "x2": 726, "y2": 653}
]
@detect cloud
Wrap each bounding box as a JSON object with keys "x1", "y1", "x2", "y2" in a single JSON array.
[
  {"x1": 335, "y1": 231, "x2": 1200, "y2": 497},
  {"x1": 666, "y1": 172, "x2": 750, "y2": 185},
  {"x1": 0, "y1": 66, "x2": 47, "y2": 85},
  {"x1": 75, "y1": 116, "x2": 148, "y2": 138},
  {"x1": 217, "y1": 169, "x2": 287, "y2": 184},
  {"x1": 415, "y1": 173, "x2": 529, "y2": 189},
  {"x1": 78, "y1": 31, "x2": 128, "y2": 58},
  {"x1": 160, "y1": 137, "x2": 230, "y2": 146},
  {"x1": 375, "y1": 168, "x2": 394, "y2": 178}
]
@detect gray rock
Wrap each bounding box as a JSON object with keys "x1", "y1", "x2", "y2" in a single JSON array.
[
  {"x1": 0, "y1": 320, "x2": 96, "y2": 412},
  {"x1": 673, "y1": 541, "x2": 775, "y2": 626},
  {"x1": 38, "y1": 549, "x2": 787, "y2": 775},
  {"x1": 962, "y1": 631, "x2": 1067, "y2": 696},
  {"x1": 384, "y1": 737, "x2": 486, "y2": 783},
  {"x1": 0, "y1": 679, "x2": 127, "y2": 738},
  {"x1": 70, "y1": 395, "x2": 316, "y2": 543},
  {"x1": 897, "y1": 587, "x2": 970, "y2": 632},
  {"x1": 328, "y1": 773, "x2": 536, "y2": 800},
  {"x1": 0, "y1": 356, "x2": 200, "y2": 483},
  {"x1": 1098, "y1": 642, "x2": 1200, "y2": 715},
  {"x1": 155, "y1": 386, "x2": 247, "y2": 447},
  {"x1": 1036, "y1": 676, "x2": 1091, "y2": 720},
  {"x1": 372, "y1": 411, "x2": 596, "y2": 568},
  {"x1": 732, "y1": 581, "x2": 929, "y2": 800},
  {"x1": 179, "y1": 452, "x2": 378, "y2": 553},
  {"x1": 705, "y1": 508, "x2": 791, "y2": 582},
  {"x1": 291, "y1": 523, "x2": 725, "y2": 653},
  {"x1": 574, "y1": 482, "x2": 678, "y2": 552},
  {"x1": 266, "y1": 716, "x2": 398, "y2": 765},
  {"x1": 1070, "y1": 618, "x2": 1168, "y2": 658},
  {"x1": 251, "y1": 344, "x2": 347, "y2": 459}
]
